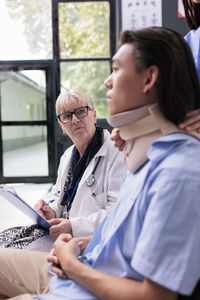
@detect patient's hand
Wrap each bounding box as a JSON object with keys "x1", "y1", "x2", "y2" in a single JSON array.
[
  {"x1": 47, "y1": 234, "x2": 83, "y2": 279},
  {"x1": 111, "y1": 128, "x2": 125, "y2": 151}
]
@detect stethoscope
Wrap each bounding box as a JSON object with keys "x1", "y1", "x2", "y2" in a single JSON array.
[{"x1": 85, "y1": 156, "x2": 102, "y2": 187}]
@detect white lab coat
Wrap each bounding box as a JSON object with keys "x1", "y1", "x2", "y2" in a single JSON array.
[{"x1": 44, "y1": 130, "x2": 126, "y2": 237}]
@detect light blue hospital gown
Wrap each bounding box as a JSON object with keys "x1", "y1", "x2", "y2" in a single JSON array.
[{"x1": 36, "y1": 133, "x2": 200, "y2": 300}]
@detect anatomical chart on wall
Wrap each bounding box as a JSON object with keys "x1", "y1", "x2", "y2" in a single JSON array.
[{"x1": 122, "y1": 0, "x2": 162, "y2": 30}]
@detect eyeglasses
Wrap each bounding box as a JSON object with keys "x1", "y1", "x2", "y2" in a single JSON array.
[{"x1": 57, "y1": 106, "x2": 92, "y2": 124}]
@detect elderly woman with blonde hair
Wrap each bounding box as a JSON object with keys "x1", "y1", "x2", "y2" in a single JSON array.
[{"x1": 0, "y1": 89, "x2": 126, "y2": 250}]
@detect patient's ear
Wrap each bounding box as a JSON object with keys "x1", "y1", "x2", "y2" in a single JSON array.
[{"x1": 143, "y1": 65, "x2": 159, "y2": 94}]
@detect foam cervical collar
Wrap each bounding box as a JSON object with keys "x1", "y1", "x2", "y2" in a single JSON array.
[{"x1": 107, "y1": 104, "x2": 200, "y2": 172}]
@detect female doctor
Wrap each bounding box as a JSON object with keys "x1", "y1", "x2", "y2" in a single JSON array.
[{"x1": 34, "y1": 89, "x2": 126, "y2": 239}]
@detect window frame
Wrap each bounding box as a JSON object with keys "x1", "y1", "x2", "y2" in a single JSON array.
[
  {"x1": 0, "y1": 0, "x2": 117, "y2": 183},
  {"x1": 0, "y1": 61, "x2": 55, "y2": 183},
  {"x1": 53, "y1": 0, "x2": 116, "y2": 97}
]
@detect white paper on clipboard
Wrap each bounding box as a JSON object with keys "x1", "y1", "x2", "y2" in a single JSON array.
[{"x1": 0, "y1": 186, "x2": 51, "y2": 230}]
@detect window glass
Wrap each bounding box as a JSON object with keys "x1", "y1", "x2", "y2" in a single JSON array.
[
  {"x1": 2, "y1": 126, "x2": 48, "y2": 177},
  {"x1": 0, "y1": 0, "x2": 52, "y2": 60},
  {"x1": 59, "y1": 1, "x2": 110, "y2": 58},
  {"x1": 0, "y1": 71, "x2": 46, "y2": 121},
  {"x1": 61, "y1": 61, "x2": 110, "y2": 118}
]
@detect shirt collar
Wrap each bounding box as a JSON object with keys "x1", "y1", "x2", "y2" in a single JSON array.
[{"x1": 148, "y1": 133, "x2": 200, "y2": 163}]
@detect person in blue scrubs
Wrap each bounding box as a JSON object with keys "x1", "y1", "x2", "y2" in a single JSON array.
[
  {"x1": 184, "y1": 0, "x2": 200, "y2": 79},
  {"x1": 181, "y1": 0, "x2": 200, "y2": 132},
  {"x1": 0, "y1": 27, "x2": 200, "y2": 300}
]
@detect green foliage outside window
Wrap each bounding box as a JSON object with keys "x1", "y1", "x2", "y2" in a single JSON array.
[
  {"x1": 5, "y1": 0, "x2": 52, "y2": 58},
  {"x1": 59, "y1": 2, "x2": 110, "y2": 118},
  {"x1": 5, "y1": 0, "x2": 111, "y2": 118},
  {"x1": 59, "y1": 2, "x2": 110, "y2": 58}
]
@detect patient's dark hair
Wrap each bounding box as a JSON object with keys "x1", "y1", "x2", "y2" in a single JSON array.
[
  {"x1": 182, "y1": 0, "x2": 200, "y2": 29},
  {"x1": 119, "y1": 27, "x2": 200, "y2": 125}
]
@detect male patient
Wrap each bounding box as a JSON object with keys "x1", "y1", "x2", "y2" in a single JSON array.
[{"x1": 0, "y1": 27, "x2": 200, "y2": 300}]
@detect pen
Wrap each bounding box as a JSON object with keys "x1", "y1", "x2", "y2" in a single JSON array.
[{"x1": 47, "y1": 199, "x2": 55, "y2": 205}]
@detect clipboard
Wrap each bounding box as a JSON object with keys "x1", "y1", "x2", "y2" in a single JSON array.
[{"x1": 0, "y1": 186, "x2": 51, "y2": 230}]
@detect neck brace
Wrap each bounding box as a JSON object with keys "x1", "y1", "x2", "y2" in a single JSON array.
[{"x1": 107, "y1": 104, "x2": 200, "y2": 172}]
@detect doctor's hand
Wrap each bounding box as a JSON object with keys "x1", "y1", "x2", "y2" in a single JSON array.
[
  {"x1": 49, "y1": 218, "x2": 72, "y2": 240},
  {"x1": 178, "y1": 109, "x2": 200, "y2": 133},
  {"x1": 47, "y1": 233, "x2": 84, "y2": 279},
  {"x1": 111, "y1": 128, "x2": 125, "y2": 151},
  {"x1": 34, "y1": 199, "x2": 56, "y2": 220}
]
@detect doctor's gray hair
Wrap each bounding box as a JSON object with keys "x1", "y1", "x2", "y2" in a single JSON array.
[{"x1": 56, "y1": 89, "x2": 95, "y2": 115}]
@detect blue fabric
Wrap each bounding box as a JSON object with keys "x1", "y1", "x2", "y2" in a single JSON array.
[
  {"x1": 36, "y1": 133, "x2": 200, "y2": 299},
  {"x1": 185, "y1": 27, "x2": 200, "y2": 80}
]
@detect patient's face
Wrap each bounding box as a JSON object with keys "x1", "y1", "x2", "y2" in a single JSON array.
[{"x1": 104, "y1": 43, "x2": 149, "y2": 116}]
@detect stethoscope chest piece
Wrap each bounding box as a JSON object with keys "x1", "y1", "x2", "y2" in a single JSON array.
[
  {"x1": 86, "y1": 174, "x2": 96, "y2": 187},
  {"x1": 85, "y1": 156, "x2": 101, "y2": 187}
]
